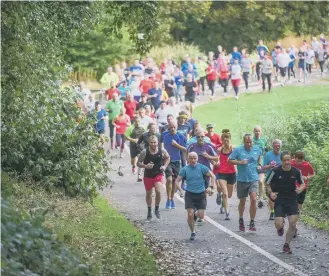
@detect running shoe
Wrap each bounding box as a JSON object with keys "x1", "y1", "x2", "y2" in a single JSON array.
[
  {"x1": 216, "y1": 192, "x2": 222, "y2": 205},
  {"x1": 147, "y1": 211, "x2": 152, "y2": 221},
  {"x1": 249, "y1": 221, "x2": 256, "y2": 231},
  {"x1": 293, "y1": 228, "x2": 297, "y2": 238},
  {"x1": 225, "y1": 212, "x2": 230, "y2": 220},
  {"x1": 220, "y1": 206, "x2": 225, "y2": 214},
  {"x1": 165, "y1": 200, "x2": 171, "y2": 209},
  {"x1": 269, "y1": 212, "x2": 275, "y2": 220},
  {"x1": 155, "y1": 209, "x2": 161, "y2": 219},
  {"x1": 239, "y1": 218, "x2": 245, "y2": 232},
  {"x1": 137, "y1": 174, "x2": 143, "y2": 182},
  {"x1": 170, "y1": 200, "x2": 176, "y2": 209},
  {"x1": 197, "y1": 218, "x2": 205, "y2": 223},
  {"x1": 277, "y1": 226, "x2": 284, "y2": 236},
  {"x1": 119, "y1": 153, "x2": 123, "y2": 159},
  {"x1": 283, "y1": 243, "x2": 292, "y2": 254},
  {"x1": 132, "y1": 167, "x2": 136, "y2": 175},
  {"x1": 190, "y1": 232, "x2": 196, "y2": 241},
  {"x1": 257, "y1": 200, "x2": 264, "y2": 208},
  {"x1": 235, "y1": 95, "x2": 239, "y2": 100}
]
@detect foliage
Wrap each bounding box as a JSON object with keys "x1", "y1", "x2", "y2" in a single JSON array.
[
  {"x1": 1, "y1": 2, "x2": 113, "y2": 197},
  {"x1": 1, "y1": 196, "x2": 92, "y2": 275}
]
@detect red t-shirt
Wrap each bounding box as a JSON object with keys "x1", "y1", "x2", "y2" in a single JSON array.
[
  {"x1": 124, "y1": 100, "x2": 137, "y2": 120},
  {"x1": 206, "y1": 65, "x2": 217, "y2": 80},
  {"x1": 291, "y1": 159, "x2": 314, "y2": 188},
  {"x1": 213, "y1": 148, "x2": 236, "y2": 175},
  {"x1": 106, "y1": 88, "x2": 120, "y2": 100},
  {"x1": 139, "y1": 79, "x2": 155, "y2": 94},
  {"x1": 113, "y1": 115, "x2": 130, "y2": 134},
  {"x1": 205, "y1": 133, "x2": 222, "y2": 149}
]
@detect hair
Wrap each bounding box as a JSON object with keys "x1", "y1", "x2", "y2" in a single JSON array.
[
  {"x1": 221, "y1": 132, "x2": 231, "y2": 140},
  {"x1": 167, "y1": 114, "x2": 174, "y2": 119},
  {"x1": 147, "y1": 122, "x2": 156, "y2": 130},
  {"x1": 184, "y1": 101, "x2": 194, "y2": 115},
  {"x1": 280, "y1": 151, "x2": 291, "y2": 160},
  {"x1": 254, "y1": 125, "x2": 262, "y2": 131},
  {"x1": 294, "y1": 150, "x2": 305, "y2": 160},
  {"x1": 243, "y1": 133, "x2": 252, "y2": 141},
  {"x1": 222, "y1": 128, "x2": 230, "y2": 133},
  {"x1": 272, "y1": 139, "x2": 282, "y2": 146},
  {"x1": 149, "y1": 135, "x2": 158, "y2": 142}
]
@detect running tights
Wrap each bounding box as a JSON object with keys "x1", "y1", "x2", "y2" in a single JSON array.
[
  {"x1": 109, "y1": 120, "x2": 115, "y2": 144},
  {"x1": 115, "y1": 134, "x2": 125, "y2": 150},
  {"x1": 199, "y1": 76, "x2": 206, "y2": 93},
  {"x1": 220, "y1": 79, "x2": 228, "y2": 93},
  {"x1": 319, "y1": 61, "x2": 325, "y2": 73},
  {"x1": 261, "y1": 73, "x2": 272, "y2": 91},
  {"x1": 233, "y1": 86, "x2": 239, "y2": 96},
  {"x1": 243, "y1": 72, "x2": 249, "y2": 89},
  {"x1": 256, "y1": 62, "x2": 261, "y2": 81},
  {"x1": 208, "y1": 79, "x2": 215, "y2": 96},
  {"x1": 306, "y1": 64, "x2": 312, "y2": 74},
  {"x1": 288, "y1": 67, "x2": 295, "y2": 79}
]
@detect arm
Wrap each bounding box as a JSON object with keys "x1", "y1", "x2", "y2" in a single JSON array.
[
  {"x1": 295, "y1": 170, "x2": 306, "y2": 193},
  {"x1": 205, "y1": 170, "x2": 216, "y2": 190},
  {"x1": 172, "y1": 140, "x2": 187, "y2": 152},
  {"x1": 137, "y1": 150, "x2": 154, "y2": 169},
  {"x1": 161, "y1": 149, "x2": 170, "y2": 171},
  {"x1": 228, "y1": 159, "x2": 247, "y2": 165},
  {"x1": 175, "y1": 175, "x2": 184, "y2": 193},
  {"x1": 265, "y1": 171, "x2": 278, "y2": 201}
]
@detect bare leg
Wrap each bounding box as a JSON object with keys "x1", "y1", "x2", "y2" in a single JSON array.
[
  {"x1": 258, "y1": 173, "x2": 265, "y2": 200},
  {"x1": 275, "y1": 217, "x2": 284, "y2": 230},
  {"x1": 154, "y1": 183, "x2": 162, "y2": 206},
  {"x1": 227, "y1": 183, "x2": 234, "y2": 198},
  {"x1": 187, "y1": 208, "x2": 195, "y2": 232},
  {"x1": 219, "y1": 179, "x2": 229, "y2": 211},
  {"x1": 238, "y1": 198, "x2": 246, "y2": 218},
  {"x1": 166, "y1": 176, "x2": 172, "y2": 200},
  {"x1": 146, "y1": 190, "x2": 152, "y2": 207},
  {"x1": 285, "y1": 215, "x2": 298, "y2": 245},
  {"x1": 249, "y1": 192, "x2": 257, "y2": 221}
]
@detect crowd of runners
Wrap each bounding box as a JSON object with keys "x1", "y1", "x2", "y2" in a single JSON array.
[{"x1": 76, "y1": 35, "x2": 329, "y2": 254}]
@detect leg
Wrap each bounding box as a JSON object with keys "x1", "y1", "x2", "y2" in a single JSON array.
[
  {"x1": 219, "y1": 180, "x2": 229, "y2": 211},
  {"x1": 285, "y1": 215, "x2": 298, "y2": 245},
  {"x1": 267, "y1": 73, "x2": 272, "y2": 91},
  {"x1": 261, "y1": 73, "x2": 266, "y2": 90},
  {"x1": 154, "y1": 182, "x2": 162, "y2": 207},
  {"x1": 146, "y1": 189, "x2": 152, "y2": 207},
  {"x1": 258, "y1": 173, "x2": 265, "y2": 201},
  {"x1": 291, "y1": 67, "x2": 295, "y2": 79},
  {"x1": 198, "y1": 209, "x2": 205, "y2": 220},
  {"x1": 115, "y1": 133, "x2": 121, "y2": 149},
  {"x1": 238, "y1": 198, "x2": 246, "y2": 218},
  {"x1": 166, "y1": 176, "x2": 172, "y2": 200},
  {"x1": 249, "y1": 192, "x2": 257, "y2": 221},
  {"x1": 256, "y1": 62, "x2": 261, "y2": 81},
  {"x1": 288, "y1": 67, "x2": 291, "y2": 80},
  {"x1": 227, "y1": 183, "x2": 234, "y2": 198},
  {"x1": 109, "y1": 120, "x2": 114, "y2": 147},
  {"x1": 187, "y1": 208, "x2": 196, "y2": 233},
  {"x1": 275, "y1": 217, "x2": 285, "y2": 230},
  {"x1": 170, "y1": 176, "x2": 176, "y2": 200}
]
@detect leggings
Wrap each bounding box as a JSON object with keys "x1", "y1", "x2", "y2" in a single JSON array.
[
  {"x1": 109, "y1": 120, "x2": 115, "y2": 143},
  {"x1": 319, "y1": 61, "x2": 325, "y2": 73},
  {"x1": 261, "y1": 73, "x2": 272, "y2": 91},
  {"x1": 288, "y1": 67, "x2": 295, "y2": 79},
  {"x1": 207, "y1": 79, "x2": 215, "y2": 96},
  {"x1": 256, "y1": 62, "x2": 261, "y2": 81},
  {"x1": 115, "y1": 133, "x2": 125, "y2": 150},
  {"x1": 220, "y1": 78, "x2": 228, "y2": 93},
  {"x1": 199, "y1": 76, "x2": 206, "y2": 92},
  {"x1": 306, "y1": 64, "x2": 312, "y2": 74},
  {"x1": 242, "y1": 72, "x2": 249, "y2": 89}
]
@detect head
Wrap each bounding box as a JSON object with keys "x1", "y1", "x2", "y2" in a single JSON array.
[
  {"x1": 188, "y1": 64, "x2": 193, "y2": 71},
  {"x1": 206, "y1": 124, "x2": 214, "y2": 134},
  {"x1": 186, "y1": 73, "x2": 193, "y2": 82},
  {"x1": 95, "y1": 101, "x2": 101, "y2": 111},
  {"x1": 121, "y1": 61, "x2": 127, "y2": 68},
  {"x1": 145, "y1": 105, "x2": 152, "y2": 114},
  {"x1": 148, "y1": 122, "x2": 157, "y2": 134},
  {"x1": 134, "y1": 59, "x2": 139, "y2": 66},
  {"x1": 127, "y1": 92, "x2": 133, "y2": 101},
  {"x1": 160, "y1": 100, "x2": 166, "y2": 109},
  {"x1": 186, "y1": 56, "x2": 191, "y2": 63},
  {"x1": 168, "y1": 97, "x2": 176, "y2": 106},
  {"x1": 253, "y1": 125, "x2": 262, "y2": 138},
  {"x1": 276, "y1": 41, "x2": 281, "y2": 46},
  {"x1": 218, "y1": 45, "x2": 222, "y2": 52},
  {"x1": 141, "y1": 94, "x2": 147, "y2": 103},
  {"x1": 294, "y1": 151, "x2": 305, "y2": 165},
  {"x1": 168, "y1": 121, "x2": 177, "y2": 135},
  {"x1": 320, "y1": 33, "x2": 324, "y2": 39},
  {"x1": 138, "y1": 107, "x2": 145, "y2": 117},
  {"x1": 233, "y1": 46, "x2": 238, "y2": 52},
  {"x1": 155, "y1": 80, "x2": 160, "y2": 89},
  {"x1": 244, "y1": 53, "x2": 249, "y2": 58},
  {"x1": 209, "y1": 51, "x2": 214, "y2": 58},
  {"x1": 282, "y1": 48, "x2": 286, "y2": 54},
  {"x1": 188, "y1": 152, "x2": 198, "y2": 166},
  {"x1": 112, "y1": 92, "x2": 119, "y2": 101},
  {"x1": 167, "y1": 114, "x2": 174, "y2": 124},
  {"x1": 195, "y1": 128, "x2": 205, "y2": 145},
  {"x1": 107, "y1": 66, "x2": 113, "y2": 73},
  {"x1": 272, "y1": 139, "x2": 282, "y2": 154},
  {"x1": 178, "y1": 110, "x2": 188, "y2": 124},
  {"x1": 258, "y1": 40, "x2": 263, "y2": 45},
  {"x1": 149, "y1": 135, "x2": 159, "y2": 151},
  {"x1": 243, "y1": 134, "x2": 253, "y2": 151},
  {"x1": 221, "y1": 132, "x2": 231, "y2": 146},
  {"x1": 281, "y1": 151, "x2": 292, "y2": 170},
  {"x1": 234, "y1": 58, "x2": 239, "y2": 64},
  {"x1": 264, "y1": 52, "x2": 269, "y2": 60},
  {"x1": 88, "y1": 94, "x2": 94, "y2": 102}
]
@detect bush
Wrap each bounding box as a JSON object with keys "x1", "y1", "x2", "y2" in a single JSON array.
[{"x1": 1, "y1": 197, "x2": 92, "y2": 276}]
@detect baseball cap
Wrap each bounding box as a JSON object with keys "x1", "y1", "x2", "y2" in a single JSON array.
[{"x1": 206, "y1": 123, "x2": 214, "y2": 129}]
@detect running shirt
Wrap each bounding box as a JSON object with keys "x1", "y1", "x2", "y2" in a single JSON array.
[
  {"x1": 277, "y1": 53, "x2": 291, "y2": 68},
  {"x1": 205, "y1": 133, "x2": 222, "y2": 149},
  {"x1": 229, "y1": 145, "x2": 262, "y2": 183},
  {"x1": 261, "y1": 59, "x2": 273, "y2": 74},
  {"x1": 241, "y1": 58, "x2": 252, "y2": 73},
  {"x1": 155, "y1": 107, "x2": 169, "y2": 124},
  {"x1": 291, "y1": 159, "x2": 314, "y2": 188},
  {"x1": 95, "y1": 108, "x2": 107, "y2": 132},
  {"x1": 177, "y1": 122, "x2": 192, "y2": 138},
  {"x1": 179, "y1": 163, "x2": 209, "y2": 193},
  {"x1": 252, "y1": 136, "x2": 268, "y2": 155},
  {"x1": 231, "y1": 64, "x2": 242, "y2": 80},
  {"x1": 124, "y1": 125, "x2": 145, "y2": 139},
  {"x1": 105, "y1": 100, "x2": 123, "y2": 120},
  {"x1": 183, "y1": 81, "x2": 197, "y2": 96},
  {"x1": 113, "y1": 115, "x2": 130, "y2": 135},
  {"x1": 160, "y1": 131, "x2": 186, "y2": 162},
  {"x1": 124, "y1": 100, "x2": 137, "y2": 120},
  {"x1": 266, "y1": 166, "x2": 304, "y2": 202},
  {"x1": 187, "y1": 143, "x2": 217, "y2": 169},
  {"x1": 263, "y1": 151, "x2": 282, "y2": 176},
  {"x1": 142, "y1": 147, "x2": 166, "y2": 178},
  {"x1": 148, "y1": 88, "x2": 162, "y2": 109},
  {"x1": 139, "y1": 116, "x2": 153, "y2": 129},
  {"x1": 206, "y1": 65, "x2": 217, "y2": 80},
  {"x1": 214, "y1": 148, "x2": 236, "y2": 174}
]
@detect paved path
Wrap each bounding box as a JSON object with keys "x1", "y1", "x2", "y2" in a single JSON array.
[{"x1": 101, "y1": 70, "x2": 329, "y2": 276}]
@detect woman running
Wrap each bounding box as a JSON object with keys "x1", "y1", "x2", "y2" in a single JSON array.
[
  {"x1": 112, "y1": 107, "x2": 131, "y2": 158},
  {"x1": 213, "y1": 132, "x2": 236, "y2": 220}
]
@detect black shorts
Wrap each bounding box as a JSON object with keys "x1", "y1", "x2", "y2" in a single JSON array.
[
  {"x1": 130, "y1": 144, "x2": 141, "y2": 159},
  {"x1": 274, "y1": 200, "x2": 298, "y2": 217},
  {"x1": 296, "y1": 190, "x2": 307, "y2": 204},
  {"x1": 185, "y1": 191, "x2": 207, "y2": 210},
  {"x1": 216, "y1": 173, "x2": 236, "y2": 184},
  {"x1": 184, "y1": 94, "x2": 196, "y2": 104},
  {"x1": 165, "y1": 161, "x2": 181, "y2": 179},
  {"x1": 279, "y1": 67, "x2": 287, "y2": 77}
]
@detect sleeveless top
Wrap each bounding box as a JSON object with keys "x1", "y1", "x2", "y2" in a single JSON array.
[
  {"x1": 213, "y1": 147, "x2": 236, "y2": 174},
  {"x1": 143, "y1": 147, "x2": 163, "y2": 178}
]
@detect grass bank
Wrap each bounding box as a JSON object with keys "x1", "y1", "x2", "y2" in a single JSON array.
[{"x1": 5, "y1": 179, "x2": 161, "y2": 276}]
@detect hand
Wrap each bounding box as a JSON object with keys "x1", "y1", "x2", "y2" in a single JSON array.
[
  {"x1": 257, "y1": 165, "x2": 262, "y2": 172},
  {"x1": 240, "y1": 159, "x2": 248, "y2": 165},
  {"x1": 116, "y1": 125, "x2": 120, "y2": 129},
  {"x1": 160, "y1": 166, "x2": 166, "y2": 171},
  {"x1": 302, "y1": 176, "x2": 308, "y2": 182},
  {"x1": 131, "y1": 139, "x2": 138, "y2": 144},
  {"x1": 145, "y1": 162, "x2": 154, "y2": 169},
  {"x1": 270, "y1": 161, "x2": 277, "y2": 168},
  {"x1": 172, "y1": 140, "x2": 178, "y2": 146},
  {"x1": 270, "y1": 192, "x2": 278, "y2": 200},
  {"x1": 202, "y1": 151, "x2": 210, "y2": 158},
  {"x1": 206, "y1": 187, "x2": 213, "y2": 195},
  {"x1": 295, "y1": 187, "x2": 303, "y2": 194}
]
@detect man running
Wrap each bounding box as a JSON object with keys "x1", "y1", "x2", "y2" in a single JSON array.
[
  {"x1": 137, "y1": 122, "x2": 161, "y2": 150},
  {"x1": 94, "y1": 101, "x2": 108, "y2": 148},
  {"x1": 252, "y1": 125, "x2": 268, "y2": 208},
  {"x1": 137, "y1": 135, "x2": 170, "y2": 220},
  {"x1": 266, "y1": 151, "x2": 306, "y2": 254},
  {"x1": 229, "y1": 134, "x2": 262, "y2": 231},
  {"x1": 261, "y1": 53, "x2": 273, "y2": 93},
  {"x1": 161, "y1": 121, "x2": 187, "y2": 209},
  {"x1": 176, "y1": 152, "x2": 216, "y2": 240},
  {"x1": 262, "y1": 139, "x2": 282, "y2": 220}
]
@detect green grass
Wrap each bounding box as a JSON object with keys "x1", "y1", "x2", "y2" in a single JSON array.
[{"x1": 194, "y1": 84, "x2": 329, "y2": 145}]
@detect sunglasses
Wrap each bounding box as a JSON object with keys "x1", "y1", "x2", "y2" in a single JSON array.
[{"x1": 196, "y1": 136, "x2": 204, "y2": 139}]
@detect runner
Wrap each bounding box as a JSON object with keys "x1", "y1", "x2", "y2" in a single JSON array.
[
  {"x1": 112, "y1": 107, "x2": 131, "y2": 158},
  {"x1": 124, "y1": 116, "x2": 146, "y2": 181},
  {"x1": 137, "y1": 135, "x2": 170, "y2": 220},
  {"x1": 138, "y1": 107, "x2": 153, "y2": 129},
  {"x1": 266, "y1": 151, "x2": 306, "y2": 254},
  {"x1": 218, "y1": 53, "x2": 230, "y2": 96},
  {"x1": 161, "y1": 121, "x2": 187, "y2": 209},
  {"x1": 229, "y1": 134, "x2": 262, "y2": 231},
  {"x1": 205, "y1": 123, "x2": 222, "y2": 149},
  {"x1": 195, "y1": 56, "x2": 208, "y2": 95},
  {"x1": 138, "y1": 122, "x2": 161, "y2": 150},
  {"x1": 183, "y1": 73, "x2": 197, "y2": 104},
  {"x1": 100, "y1": 66, "x2": 119, "y2": 89},
  {"x1": 105, "y1": 92, "x2": 123, "y2": 149},
  {"x1": 94, "y1": 101, "x2": 108, "y2": 148},
  {"x1": 231, "y1": 58, "x2": 242, "y2": 100},
  {"x1": 288, "y1": 48, "x2": 296, "y2": 80},
  {"x1": 252, "y1": 125, "x2": 268, "y2": 208},
  {"x1": 277, "y1": 48, "x2": 291, "y2": 86},
  {"x1": 262, "y1": 139, "x2": 282, "y2": 220},
  {"x1": 124, "y1": 92, "x2": 137, "y2": 123},
  {"x1": 206, "y1": 60, "x2": 217, "y2": 99},
  {"x1": 241, "y1": 53, "x2": 253, "y2": 92},
  {"x1": 175, "y1": 152, "x2": 216, "y2": 240},
  {"x1": 261, "y1": 53, "x2": 273, "y2": 93},
  {"x1": 155, "y1": 101, "x2": 169, "y2": 132},
  {"x1": 166, "y1": 97, "x2": 180, "y2": 119},
  {"x1": 213, "y1": 132, "x2": 236, "y2": 220},
  {"x1": 291, "y1": 151, "x2": 315, "y2": 213}
]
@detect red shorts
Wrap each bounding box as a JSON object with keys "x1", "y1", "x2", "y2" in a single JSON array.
[
  {"x1": 143, "y1": 174, "x2": 163, "y2": 191},
  {"x1": 231, "y1": 79, "x2": 241, "y2": 87}
]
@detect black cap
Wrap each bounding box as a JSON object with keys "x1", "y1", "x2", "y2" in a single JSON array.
[{"x1": 206, "y1": 123, "x2": 214, "y2": 129}]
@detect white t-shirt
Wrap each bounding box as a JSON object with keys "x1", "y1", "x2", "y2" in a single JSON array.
[
  {"x1": 130, "y1": 80, "x2": 141, "y2": 97},
  {"x1": 155, "y1": 107, "x2": 169, "y2": 124},
  {"x1": 140, "y1": 115, "x2": 153, "y2": 128},
  {"x1": 166, "y1": 105, "x2": 180, "y2": 118},
  {"x1": 277, "y1": 53, "x2": 291, "y2": 68},
  {"x1": 231, "y1": 64, "x2": 242, "y2": 80}
]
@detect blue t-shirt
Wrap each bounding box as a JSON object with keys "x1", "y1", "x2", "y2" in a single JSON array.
[
  {"x1": 263, "y1": 150, "x2": 282, "y2": 176},
  {"x1": 229, "y1": 145, "x2": 262, "y2": 182},
  {"x1": 187, "y1": 118, "x2": 196, "y2": 130},
  {"x1": 177, "y1": 122, "x2": 192, "y2": 138},
  {"x1": 160, "y1": 131, "x2": 186, "y2": 161},
  {"x1": 174, "y1": 75, "x2": 183, "y2": 86},
  {"x1": 148, "y1": 88, "x2": 162, "y2": 108},
  {"x1": 288, "y1": 53, "x2": 295, "y2": 68},
  {"x1": 179, "y1": 163, "x2": 209, "y2": 193},
  {"x1": 95, "y1": 108, "x2": 107, "y2": 131},
  {"x1": 231, "y1": 51, "x2": 242, "y2": 64}
]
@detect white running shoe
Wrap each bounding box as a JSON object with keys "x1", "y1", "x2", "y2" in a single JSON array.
[
  {"x1": 224, "y1": 93, "x2": 228, "y2": 97},
  {"x1": 235, "y1": 95, "x2": 239, "y2": 100}
]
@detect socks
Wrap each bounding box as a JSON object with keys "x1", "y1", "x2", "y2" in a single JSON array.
[
  {"x1": 155, "y1": 206, "x2": 159, "y2": 211},
  {"x1": 148, "y1": 207, "x2": 151, "y2": 213},
  {"x1": 270, "y1": 209, "x2": 274, "y2": 213}
]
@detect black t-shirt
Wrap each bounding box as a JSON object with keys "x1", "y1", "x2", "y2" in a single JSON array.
[
  {"x1": 138, "y1": 132, "x2": 161, "y2": 149},
  {"x1": 183, "y1": 81, "x2": 197, "y2": 96},
  {"x1": 136, "y1": 100, "x2": 153, "y2": 111},
  {"x1": 266, "y1": 166, "x2": 303, "y2": 202},
  {"x1": 164, "y1": 79, "x2": 174, "y2": 97},
  {"x1": 144, "y1": 68, "x2": 153, "y2": 75}
]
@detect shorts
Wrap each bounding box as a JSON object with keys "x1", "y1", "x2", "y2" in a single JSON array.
[
  {"x1": 216, "y1": 173, "x2": 236, "y2": 184},
  {"x1": 130, "y1": 143, "x2": 141, "y2": 159},
  {"x1": 185, "y1": 191, "x2": 207, "y2": 210},
  {"x1": 274, "y1": 200, "x2": 298, "y2": 217},
  {"x1": 165, "y1": 161, "x2": 181, "y2": 179},
  {"x1": 144, "y1": 174, "x2": 163, "y2": 191},
  {"x1": 296, "y1": 190, "x2": 307, "y2": 204},
  {"x1": 237, "y1": 181, "x2": 258, "y2": 199},
  {"x1": 279, "y1": 67, "x2": 287, "y2": 77},
  {"x1": 298, "y1": 60, "x2": 305, "y2": 69},
  {"x1": 184, "y1": 94, "x2": 196, "y2": 104},
  {"x1": 97, "y1": 129, "x2": 105, "y2": 135},
  {"x1": 231, "y1": 79, "x2": 241, "y2": 87}
]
